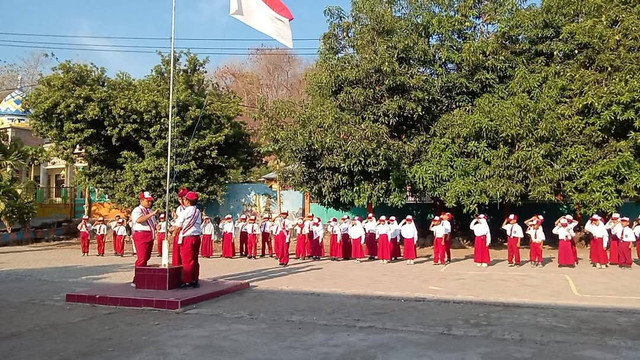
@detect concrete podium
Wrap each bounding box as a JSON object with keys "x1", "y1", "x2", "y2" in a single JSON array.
[{"x1": 134, "y1": 265, "x2": 182, "y2": 290}]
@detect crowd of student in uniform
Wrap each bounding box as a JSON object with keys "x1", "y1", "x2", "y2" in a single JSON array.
[{"x1": 77, "y1": 189, "x2": 640, "y2": 289}]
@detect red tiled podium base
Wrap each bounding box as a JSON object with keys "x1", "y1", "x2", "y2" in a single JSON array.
[
  {"x1": 65, "y1": 279, "x2": 250, "y2": 310},
  {"x1": 134, "y1": 265, "x2": 182, "y2": 290}
]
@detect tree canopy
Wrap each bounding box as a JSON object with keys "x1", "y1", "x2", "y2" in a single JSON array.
[
  {"x1": 26, "y1": 53, "x2": 255, "y2": 208},
  {"x1": 261, "y1": 0, "x2": 640, "y2": 214}
]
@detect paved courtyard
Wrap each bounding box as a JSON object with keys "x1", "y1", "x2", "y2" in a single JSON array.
[{"x1": 1, "y1": 238, "x2": 640, "y2": 359}]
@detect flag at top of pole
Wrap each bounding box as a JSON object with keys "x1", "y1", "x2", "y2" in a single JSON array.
[{"x1": 230, "y1": 0, "x2": 294, "y2": 48}]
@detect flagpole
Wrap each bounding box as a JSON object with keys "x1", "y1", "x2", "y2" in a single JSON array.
[{"x1": 162, "y1": 0, "x2": 177, "y2": 268}]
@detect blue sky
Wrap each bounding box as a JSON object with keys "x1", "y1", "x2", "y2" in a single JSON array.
[{"x1": 0, "y1": 0, "x2": 351, "y2": 78}]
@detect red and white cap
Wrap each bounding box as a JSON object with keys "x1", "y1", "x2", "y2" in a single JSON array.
[
  {"x1": 378, "y1": 216, "x2": 387, "y2": 222},
  {"x1": 306, "y1": 213, "x2": 314, "y2": 218},
  {"x1": 355, "y1": 216, "x2": 362, "y2": 222},
  {"x1": 312, "y1": 218, "x2": 319, "y2": 225},
  {"x1": 225, "y1": 214, "x2": 232, "y2": 219},
  {"x1": 445, "y1": 212, "x2": 453, "y2": 219},
  {"x1": 262, "y1": 214, "x2": 270, "y2": 219},
  {"x1": 565, "y1": 215, "x2": 573, "y2": 221},
  {"x1": 139, "y1": 191, "x2": 154, "y2": 201},
  {"x1": 560, "y1": 218, "x2": 568, "y2": 226},
  {"x1": 117, "y1": 218, "x2": 124, "y2": 224},
  {"x1": 611, "y1": 213, "x2": 621, "y2": 219},
  {"x1": 537, "y1": 215, "x2": 544, "y2": 221},
  {"x1": 508, "y1": 214, "x2": 518, "y2": 221},
  {"x1": 159, "y1": 213, "x2": 166, "y2": 219},
  {"x1": 477, "y1": 214, "x2": 487, "y2": 219},
  {"x1": 341, "y1": 215, "x2": 349, "y2": 220},
  {"x1": 433, "y1": 216, "x2": 441, "y2": 222},
  {"x1": 590, "y1": 214, "x2": 601, "y2": 221},
  {"x1": 177, "y1": 188, "x2": 189, "y2": 198},
  {"x1": 280, "y1": 210, "x2": 289, "y2": 216},
  {"x1": 367, "y1": 213, "x2": 374, "y2": 219},
  {"x1": 389, "y1": 216, "x2": 396, "y2": 221},
  {"x1": 97, "y1": 217, "x2": 104, "y2": 222},
  {"x1": 406, "y1": 215, "x2": 413, "y2": 221},
  {"x1": 330, "y1": 217, "x2": 337, "y2": 222},
  {"x1": 203, "y1": 215, "x2": 210, "y2": 220},
  {"x1": 82, "y1": 215, "x2": 89, "y2": 220},
  {"x1": 240, "y1": 214, "x2": 247, "y2": 220},
  {"x1": 621, "y1": 217, "x2": 630, "y2": 222},
  {"x1": 185, "y1": 191, "x2": 198, "y2": 201},
  {"x1": 249, "y1": 216, "x2": 256, "y2": 222}
]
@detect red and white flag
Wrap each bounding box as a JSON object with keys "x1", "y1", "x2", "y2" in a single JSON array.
[{"x1": 230, "y1": 0, "x2": 294, "y2": 48}]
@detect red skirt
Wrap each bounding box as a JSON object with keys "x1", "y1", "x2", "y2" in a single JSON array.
[
  {"x1": 609, "y1": 236, "x2": 619, "y2": 264},
  {"x1": 222, "y1": 232, "x2": 235, "y2": 258},
  {"x1": 378, "y1": 234, "x2": 391, "y2": 260},
  {"x1": 310, "y1": 236, "x2": 322, "y2": 257},
  {"x1": 341, "y1": 234, "x2": 351, "y2": 259},
  {"x1": 403, "y1": 238, "x2": 416, "y2": 260},
  {"x1": 201, "y1": 234, "x2": 213, "y2": 257},
  {"x1": 557, "y1": 240, "x2": 574, "y2": 265},
  {"x1": 589, "y1": 237, "x2": 608, "y2": 265},
  {"x1": 329, "y1": 234, "x2": 338, "y2": 257},
  {"x1": 391, "y1": 237, "x2": 401, "y2": 258},
  {"x1": 365, "y1": 232, "x2": 378, "y2": 257},
  {"x1": 351, "y1": 237, "x2": 365, "y2": 259},
  {"x1": 295, "y1": 234, "x2": 306, "y2": 258},
  {"x1": 473, "y1": 235, "x2": 490, "y2": 264}
]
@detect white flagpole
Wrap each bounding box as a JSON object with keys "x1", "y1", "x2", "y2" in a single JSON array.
[{"x1": 162, "y1": 0, "x2": 177, "y2": 268}]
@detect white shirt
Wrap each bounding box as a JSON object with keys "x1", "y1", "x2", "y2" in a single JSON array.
[
  {"x1": 302, "y1": 220, "x2": 312, "y2": 235},
  {"x1": 77, "y1": 221, "x2": 92, "y2": 233},
  {"x1": 236, "y1": 221, "x2": 248, "y2": 234},
  {"x1": 131, "y1": 205, "x2": 155, "y2": 232},
  {"x1": 108, "y1": 221, "x2": 119, "y2": 230},
  {"x1": 400, "y1": 222, "x2": 418, "y2": 240},
  {"x1": 633, "y1": 225, "x2": 640, "y2": 239},
  {"x1": 245, "y1": 223, "x2": 260, "y2": 235},
  {"x1": 158, "y1": 221, "x2": 167, "y2": 233},
  {"x1": 260, "y1": 221, "x2": 272, "y2": 233},
  {"x1": 202, "y1": 222, "x2": 215, "y2": 235},
  {"x1": 527, "y1": 227, "x2": 545, "y2": 243},
  {"x1": 94, "y1": 224, "x2": 107, "y2": 235},
  {"x1": 501, "y1": 223, "x2": 523, "y2": 238},
  {"x1": 431, "y1": 224, "x2": 446, "y2": 238},
  {"x1": 442, "y1": 220, "x2": 452, "y2": 235},
  {"x1": 364, "y1": 220, "x2": 377, "y2": 233},
  {"x1": 348, "y1": 221, "x2": 365, "y2": 241},
  {"x1": 328, "y1": 223, "x2": 340, "y2": 235},
  {"x1": 375, "y1": 224, "x2": 390, "y2": 238},
  {"x1": 312, "y1": 224, "x2": 324, "y2": 240},
  {"x1": 220, "y1": 221, "x2": 234, "y2": 234},
  {"x1": 339, "y1": 222, "x2": 350, "y2": 234},
  {"x1": 585, "y1": 221, "x2": 609, "y2": 247},
  {"x1": 389, "y1": 222, "x2": 401, "y2": 239},
  {"x1": 618, "y1": 226, "x2": 636, "y2": 242},
  {"x1": 470, "y1": 220, "x2": 491, "y2": 243},
  {"x1": 174, "y1": 205, "x2": 202, "y2": 242},
  {"x1": 114, "y1": 225, "x2": 127, "y2": 236},
  {"x1": 552, "y1": 226, "x2": 572, "y2": 241}
]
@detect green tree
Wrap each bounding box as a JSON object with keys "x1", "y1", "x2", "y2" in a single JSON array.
[
  {"x1": 262, "y1": 0, "x2": 522, "y2": 210},
  {"x1": 26, "y1": 53, "x2": 255, "y2": 208},
  {"x1": 0, "y1": 138, "x2": 37, "y2": 232},
  {"x1": 411, "y1": 0, "x2": 640, "y2": 214}
]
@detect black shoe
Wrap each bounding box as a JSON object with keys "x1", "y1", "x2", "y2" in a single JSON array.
[{"x1": 191, "y1": 281, "x2": 200, "y2": 288}]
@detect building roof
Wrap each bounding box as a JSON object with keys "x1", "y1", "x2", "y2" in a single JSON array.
[{"x1": 0, "y1": 87, "x2": 29, "y2": 116}]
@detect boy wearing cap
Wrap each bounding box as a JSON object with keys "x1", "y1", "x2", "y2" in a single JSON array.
[
  {"x1": 501, "y1": 214, "x2": 523, "y2": 266},
  {"x1": 399, "y1": 216, "x2": 418, "y2": 264},
  {"x1": 260, "y1": 215, "x2": 273, "y2": 257},
  {"x1": 274, "y1": 211, "x2": 293, "y2": 266},
  {"x1": 616, "y1": 217, "x2": 635, "y2": 269},
  {"x1": 236, "y1": 215, "x2": 249, "y2": 257},
  {"x1": 131, "y1": 192, "x2": 158, "y2": 274},
  {"x1": 77, "y1": 215, "x2": 92, "y2": 256},
  {"x1": 585, "y1": 215, "x2": 609, "y2": 269},
  {"x1": 113, "y1": 219, "x2": 127, "y2": 256},
  {"x1": 156, "y1": 214, "x2": 167, "y2": 257},
  {"x1": 552, "y1": 218, "x2": 575, "y2": 267},
  {"x1": 170, "y1": 188, "x2": 189, "y2": 266},
  {"x1": 526, "y1": 219, "x2": 545, "y2": 268},
  {"x1": 220, "y1": 215, "x2": 236, "y2": 258},
  {"x1": 201, "y1": 216, "x2": 214, "y2": 258},
  {"x1": 108, "y1": 214, "x2": 122, "y2": 256},
  {"x1": 172, "y1": 191, "x2": 202, "y2": 287},
  {"x1": 364, "y1": 213, "x2": 378, "y2": 260},
  {"x1": 442, "y1": 213, "x2": 453, "y2": 264},
  {"x1": 470, "y1": 215, "x2": 492, "y2": 267},
  {"x1": 430, "y1": 216, "x2": 446, "y2": 265},
  {"x1": 246, "y1": 216, "x2": 260, "y2": 259},
  {"x1": 340, "y1": 216, "x2": 352, "y2": 260},
  {"x1": 605, "y1": 214, "x2": 622, "y2": 265},
  {"x1": 94, "y1": 217, "x2": 108, "y2": 257}
]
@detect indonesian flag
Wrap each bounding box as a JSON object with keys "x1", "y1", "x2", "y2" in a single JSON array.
[{"x1": 230, "y1": 0, "x2": 294, "y2": 48}]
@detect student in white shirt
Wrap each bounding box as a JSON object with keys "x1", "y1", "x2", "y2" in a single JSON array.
[
  {"x1": 328, "y1": 217, "x2": 341, "y2": 261},
  {"x1": 172, "y1": 191, "x2": 202, "y2": 287},
  {"x1": 77, "y1": 215, "x2": 92, "y2": 256},
  {"x1": 260, "y1": 214, "x2": 273, "y2": 257},
  {"x1": 584, "y1": 215, "x2": 609, "y2": 268},
  {"x1": 376, "y1": 216, "x2": 391, "y2": 263},
  {"x1": 246, "y1": 216, "x2": 260, "y2": 259},
  {"x1": 274, "y1": 211, "x2": 293, "y2": 266},
  {"x1": 501, "y1": 214, "x2": 523, "y2": 266},
  {"x1": 605, "y1": 213, "x2": 622, "y2": 265},
  {"x1": 200, "y1": 216, "x2": 215, "y2": 258},
  {"x1": 236, "y1": 215, "x2": 248, "y2": 257},
  {"x1": 430, "y1": 216, "x2": 446, "y2": 265},
  {"x1": 113, "y1": 218, "x2": 128, "y2": 257},
  {"x1": 339, "y1": 216, "x2": 352, "y2": 260},
  {"x1": 617, "y1": 217, "x2": 635, "y2": 269},
  {"x1": 155, "y1": 213, "x2": 167, "y2": 258},
  {"x1": 349, "y1": 217, "x2": 366, "y2": 262},
  {"x1": 399, "y1": 215, "x2": 418, "y2": 264},
  {"x1": 93, "y1": 217, "x2": 108, "y2": 257},
  {"x1": 552, "y1": 218, "x2": 575, "y2": 267},
  {"x1": 130, "y1": 191, "x2": 158, "y2": 271},
  {"x1": 441, "y1": 212, "x2": 453, "y2": 264},
  {"x1": 470, "y1": 214, "x2": 491, "y2": 267},
  {"x1": 108, "y1": 214, "x2": 121, "y2": 255},
  {"x1": 526, "y1": 220, "x2": 545, "y2": 268},
  {"x1": 388, "y1": 216, "x2": 401, "y2": 260},
  {"x1": 220, "y1": 215, "x2": 236, "y2": 258}
]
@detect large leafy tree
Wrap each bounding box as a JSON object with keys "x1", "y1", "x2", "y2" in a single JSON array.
[
  {"x1": 26, "y1": 53, "x2": 255, "y2": 208},
  {"x1": 0, "y1": 137, "x2": 38, "y2": 232},
  {"x1": 263, "y1": 0, "x2": 522, "y2": 210},
  {"x1": 411, "y1": 0, "x2": 640, "y2": 213}
]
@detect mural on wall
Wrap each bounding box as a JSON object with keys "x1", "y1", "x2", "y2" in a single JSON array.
[{"x1": 204, "y1": 183, "x2": 304, "y2": 220}]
